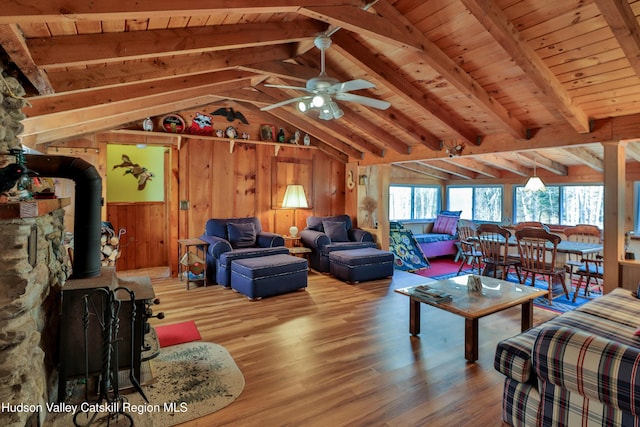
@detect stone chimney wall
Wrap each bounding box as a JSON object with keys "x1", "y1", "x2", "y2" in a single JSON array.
[{"x1": 0, "y1": 209, "x2": 70, "y2": 426}]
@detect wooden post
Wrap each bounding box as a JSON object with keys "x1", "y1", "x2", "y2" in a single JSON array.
[{"x1": 602, "y1": 142, "x2": 625, "y2": 293}]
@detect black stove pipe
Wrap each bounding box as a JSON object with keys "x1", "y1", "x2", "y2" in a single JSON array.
[{"x1": 25, "y1": 154, "x2": 102, "y2": 279}]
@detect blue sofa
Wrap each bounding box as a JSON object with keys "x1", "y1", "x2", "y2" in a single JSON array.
[
  {"x1": 200, "y1": 217, "x2": 287, "y2": 286},
  {"x1": 299, "y1": 214, "x2": 376, "y2": 273}
]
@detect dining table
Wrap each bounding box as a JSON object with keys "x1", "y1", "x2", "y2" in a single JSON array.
[
  {"x1": 476, "y1": 236, "x2": 604, "y2": 285},
  {"x1": 505, "y1": 236, "x2": 603, "y2": 257}
]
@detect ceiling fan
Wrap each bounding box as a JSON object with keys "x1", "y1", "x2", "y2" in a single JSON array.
[{"x1": 260, "y1": 35, "x2": 391, "y2": 120}]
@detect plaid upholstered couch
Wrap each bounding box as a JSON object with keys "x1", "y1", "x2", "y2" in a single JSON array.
[{"x1": 494, "y1": 288, "x2": 640, "y2": 426}]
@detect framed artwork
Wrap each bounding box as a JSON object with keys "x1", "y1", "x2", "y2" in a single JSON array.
[{"x1": 260, "y1": 124, "x2": 276, "y2": 142}]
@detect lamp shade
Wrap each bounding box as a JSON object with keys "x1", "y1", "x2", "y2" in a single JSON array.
[
  {"x1": 524, "y1": 176, "x2": 546, "y2": 192},
  {"x1": 282, "y1": 185, "x2": 308, "y2": 209},
  {"x1": 282, "y1": 185, "x2": 308, "y2": 237}
]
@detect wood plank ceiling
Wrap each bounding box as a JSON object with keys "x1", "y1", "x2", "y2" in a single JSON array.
[{"x1": 2, "y1": 0, "x2": 640, "y2": 182}]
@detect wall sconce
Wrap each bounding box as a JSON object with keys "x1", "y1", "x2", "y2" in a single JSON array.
[{"x1": 359, "y1": 175, "x2": 368, "y2": 186}]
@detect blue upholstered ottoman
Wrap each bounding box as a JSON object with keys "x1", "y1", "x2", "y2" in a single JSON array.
[
  {"x1": 329, "y1": 248, "x2": 394, "y2": 283},
  {"x1": 230, "y1": 254, "x2": 308, "y2": 300}
]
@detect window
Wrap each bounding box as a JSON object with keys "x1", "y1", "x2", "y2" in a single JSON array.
[
  {"x1": 389, "y1": 185, "x2": 440, "y2": 220},
  {"x1": 514, "y1": 184, "x2": 603, "y2": 227},
  {"x1": 446, "y1": 186, "x2": 503, "y2": 221}
]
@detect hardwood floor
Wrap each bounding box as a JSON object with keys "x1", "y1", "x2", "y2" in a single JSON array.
[{"x1": 131, "y1": 267, "x2": 556, "y2": 427}]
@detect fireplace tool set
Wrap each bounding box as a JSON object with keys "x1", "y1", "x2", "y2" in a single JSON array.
[{"x1": 72, "y1": 287, "x2": 147, "y2": 427}]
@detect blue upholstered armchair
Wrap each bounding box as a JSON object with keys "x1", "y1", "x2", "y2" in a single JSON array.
[
  {"x1": 200, "y1": 217, "x2": 287, "y2": 286},
  {"x1": 299, "y1": 214, "x2": 376, "y2": 273}
]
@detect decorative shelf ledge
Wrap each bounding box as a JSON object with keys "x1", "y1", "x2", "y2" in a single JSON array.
[
  {"x1": 181, "y1": 134, "x2": 317, "y2": 156},
  {"x1": 100, "y1": 130, "x2": 318, "y2": 156},
  {"x1": 0, "y1": 197, "x2": 71, "y2": 220}
]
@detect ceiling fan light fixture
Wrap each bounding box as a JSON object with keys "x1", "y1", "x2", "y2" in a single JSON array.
[
  {"x1": 312, "y1": 95, "x2": 326, "y2": 108},
  {"x1": 297, "y1": 100, "x2": 308, "y2": 112},
  {"x1": 319, "y1": 107, "x2": 332, "y2": 120},
  {"x1": 330, "y1": 101, "x2": 344, "y2": 119}
]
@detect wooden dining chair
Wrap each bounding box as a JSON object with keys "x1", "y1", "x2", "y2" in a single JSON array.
[
  {"x1": 563, "y1": 224, "x2": 602, "y2": 288},
  {"x1": 513, "y1": 221, "x2": 550, "y2": 232},
  {"x1": 573, "y1": 256, "x2": 604, "y2": 302},
  {"x1": 476, "y1": 223, "x2": 521, "y2": 281},
  {"x1": 515, "y1": 228, "x2": 569, "y2": 305},
  {"x1": 456, "y1": 219, "x2": 482, "y2": 275}
]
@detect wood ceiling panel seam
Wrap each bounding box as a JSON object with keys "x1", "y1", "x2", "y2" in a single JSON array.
[
  {"x1": 515, "y1": 3, "x2": 604, "y2": 41},
  {"x1": 506, "y1": 1, "x2": 598, "y2": 32},
  {"x1": 557, "y1": 59, "x2": 635, "y2": 88}
]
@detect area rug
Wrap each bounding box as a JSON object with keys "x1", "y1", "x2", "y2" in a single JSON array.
[
  {"x1": 155, "y1": 320, "x2": 201, "y2": 348},
  {"x1": 506, "y1": 273, "x2": 602, "y2": 314},
  {"x1": 415, "y1": 257, "x2": 474, "y2": 278},
  {"x1": 144, "y1": 342, "x2": 245, "y2": 426},
  {"x1": 47, "y1": 342, "x2": 244, "y2": 427}
]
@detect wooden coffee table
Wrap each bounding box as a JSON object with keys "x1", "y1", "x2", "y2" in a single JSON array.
[{"x1": 395, "y1": 274, "x2": 548, "y2": 362}]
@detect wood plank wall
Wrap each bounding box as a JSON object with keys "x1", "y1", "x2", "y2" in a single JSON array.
[
  {"x1": 46, "y1": 103, "x2": 348, "y2": 273},
  {"x1": 179, "y1": 136, "x2": 345, "y2": 239},
  {"x1": 107, "y1": 202, "x2": 168, "y2": 270}
]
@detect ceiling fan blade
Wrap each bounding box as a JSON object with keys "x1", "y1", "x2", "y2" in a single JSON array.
[
  {"x1": 264, "y1": 84, "x2": 308, "y2": 91},
  {"x1": 335, "y1": 93, "x2": 391, "y2": 110},
  {"x1": 260, "y1": 96, "x2": 310, "y2": 111},
  {"x1": 329, "y1": 79, "x2": 376, "y2": 94}
]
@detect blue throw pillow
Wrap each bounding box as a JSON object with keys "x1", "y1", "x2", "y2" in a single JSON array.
[
  {"x1": 439, "y1": 210, "x2": 462, "y2": 217},
  {"x1": 323, "y1": 221, "x2": 349, "y2": 242},
  {"x1": 227, "y1": 222, "x2": 256, "y2": 248}
]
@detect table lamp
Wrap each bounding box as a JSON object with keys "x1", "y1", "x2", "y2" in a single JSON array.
[{"x1": 282, "y1": 184, "x2": 308, "y2": 237}]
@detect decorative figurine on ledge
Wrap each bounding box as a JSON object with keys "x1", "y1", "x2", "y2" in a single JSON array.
[
  {"x1": 211, "y1": 107, "x2": 249, "y2": 124},
  {"x1": 289, "y1": 130, "x2": 300, "y2": 144},
  {"x1": 277, "y1": 128, "x2": 285, "y2": 143}
]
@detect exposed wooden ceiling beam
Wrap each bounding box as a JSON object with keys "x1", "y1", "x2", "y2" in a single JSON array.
[
  {"x1": 302, "y1": 1, "x2": 528, "y2": 139},
  {"x1": 339, "y1": 106, "x2": 411, "y2": 155},
  {"x1": 476, "y1": 153, "x2": 529, "y2": 176},
  {"x1": 624, "y1": 142, "x2": 640, "y2": 162},
  {"x1": 27, "y1": 21, "x2": 325, "y2": 67},
  {"x1": 515, "y1": 152, "x2": 568, "y2": 176},
  {"x1": 48, "y1": 45, "x2": 297, "y2": 92},
  {"x1": 460, "y1": 0, "x2": 590, "y2": 133},
  {"x1": 560, "y1": 147, "x2": 604, "y2": 172},
  {"x1": 0, "y1": 24, "x2": 53, "y2": 94},
  {"x1": 441, "y1": 157, "x2": 500, "y2": 178},
  {"x1": 0, "y1": 1, "x2": 365, "y2": 23},
  {"x1": 593, "y1": 0, "x2": 640, "y2": 78},
  {"x1": 241, "y1": 59, "x2": 319, "y2": 84},
  {"x1": 417, "y1": 160, "x2": 476, "y2": 179},
  {"x1": 393, "y1": 162, "x2": 450, "y2": 180},
  {"x1": 26, "y1": 70, "x2": 256, "y2": 116},
  {"x1": 331, "y1": 31, "x2": 471, "y2": 149},
  {"x1": 20, "y1": 95, "x2": 218, "y2": 147}
]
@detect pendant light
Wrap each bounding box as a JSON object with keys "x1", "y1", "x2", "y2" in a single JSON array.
[{"x1": 524, "y1": 158, "x2": 546, "y2": 192}]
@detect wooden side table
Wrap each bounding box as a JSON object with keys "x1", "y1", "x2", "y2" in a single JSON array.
[
  {"x1": 289, "y1": 246, "x2": 312, "y2": 271},
  {"x1": 283, "y1": 235, "x2": 302, "y2": 247},
  {"x1": 177, "y1": 238, "x2": 209, "y2": 290}
]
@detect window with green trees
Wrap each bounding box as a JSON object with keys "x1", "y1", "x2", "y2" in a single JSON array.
[
  {"x1": 446, "y1": 186, "x2": 503, "y2": 221},
  {"x1": 514, "y1": 184, "x2": 603, "y2": 227},
  {"x1": 389, "y1": 185, "x2": 440, "y2": 220}
]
